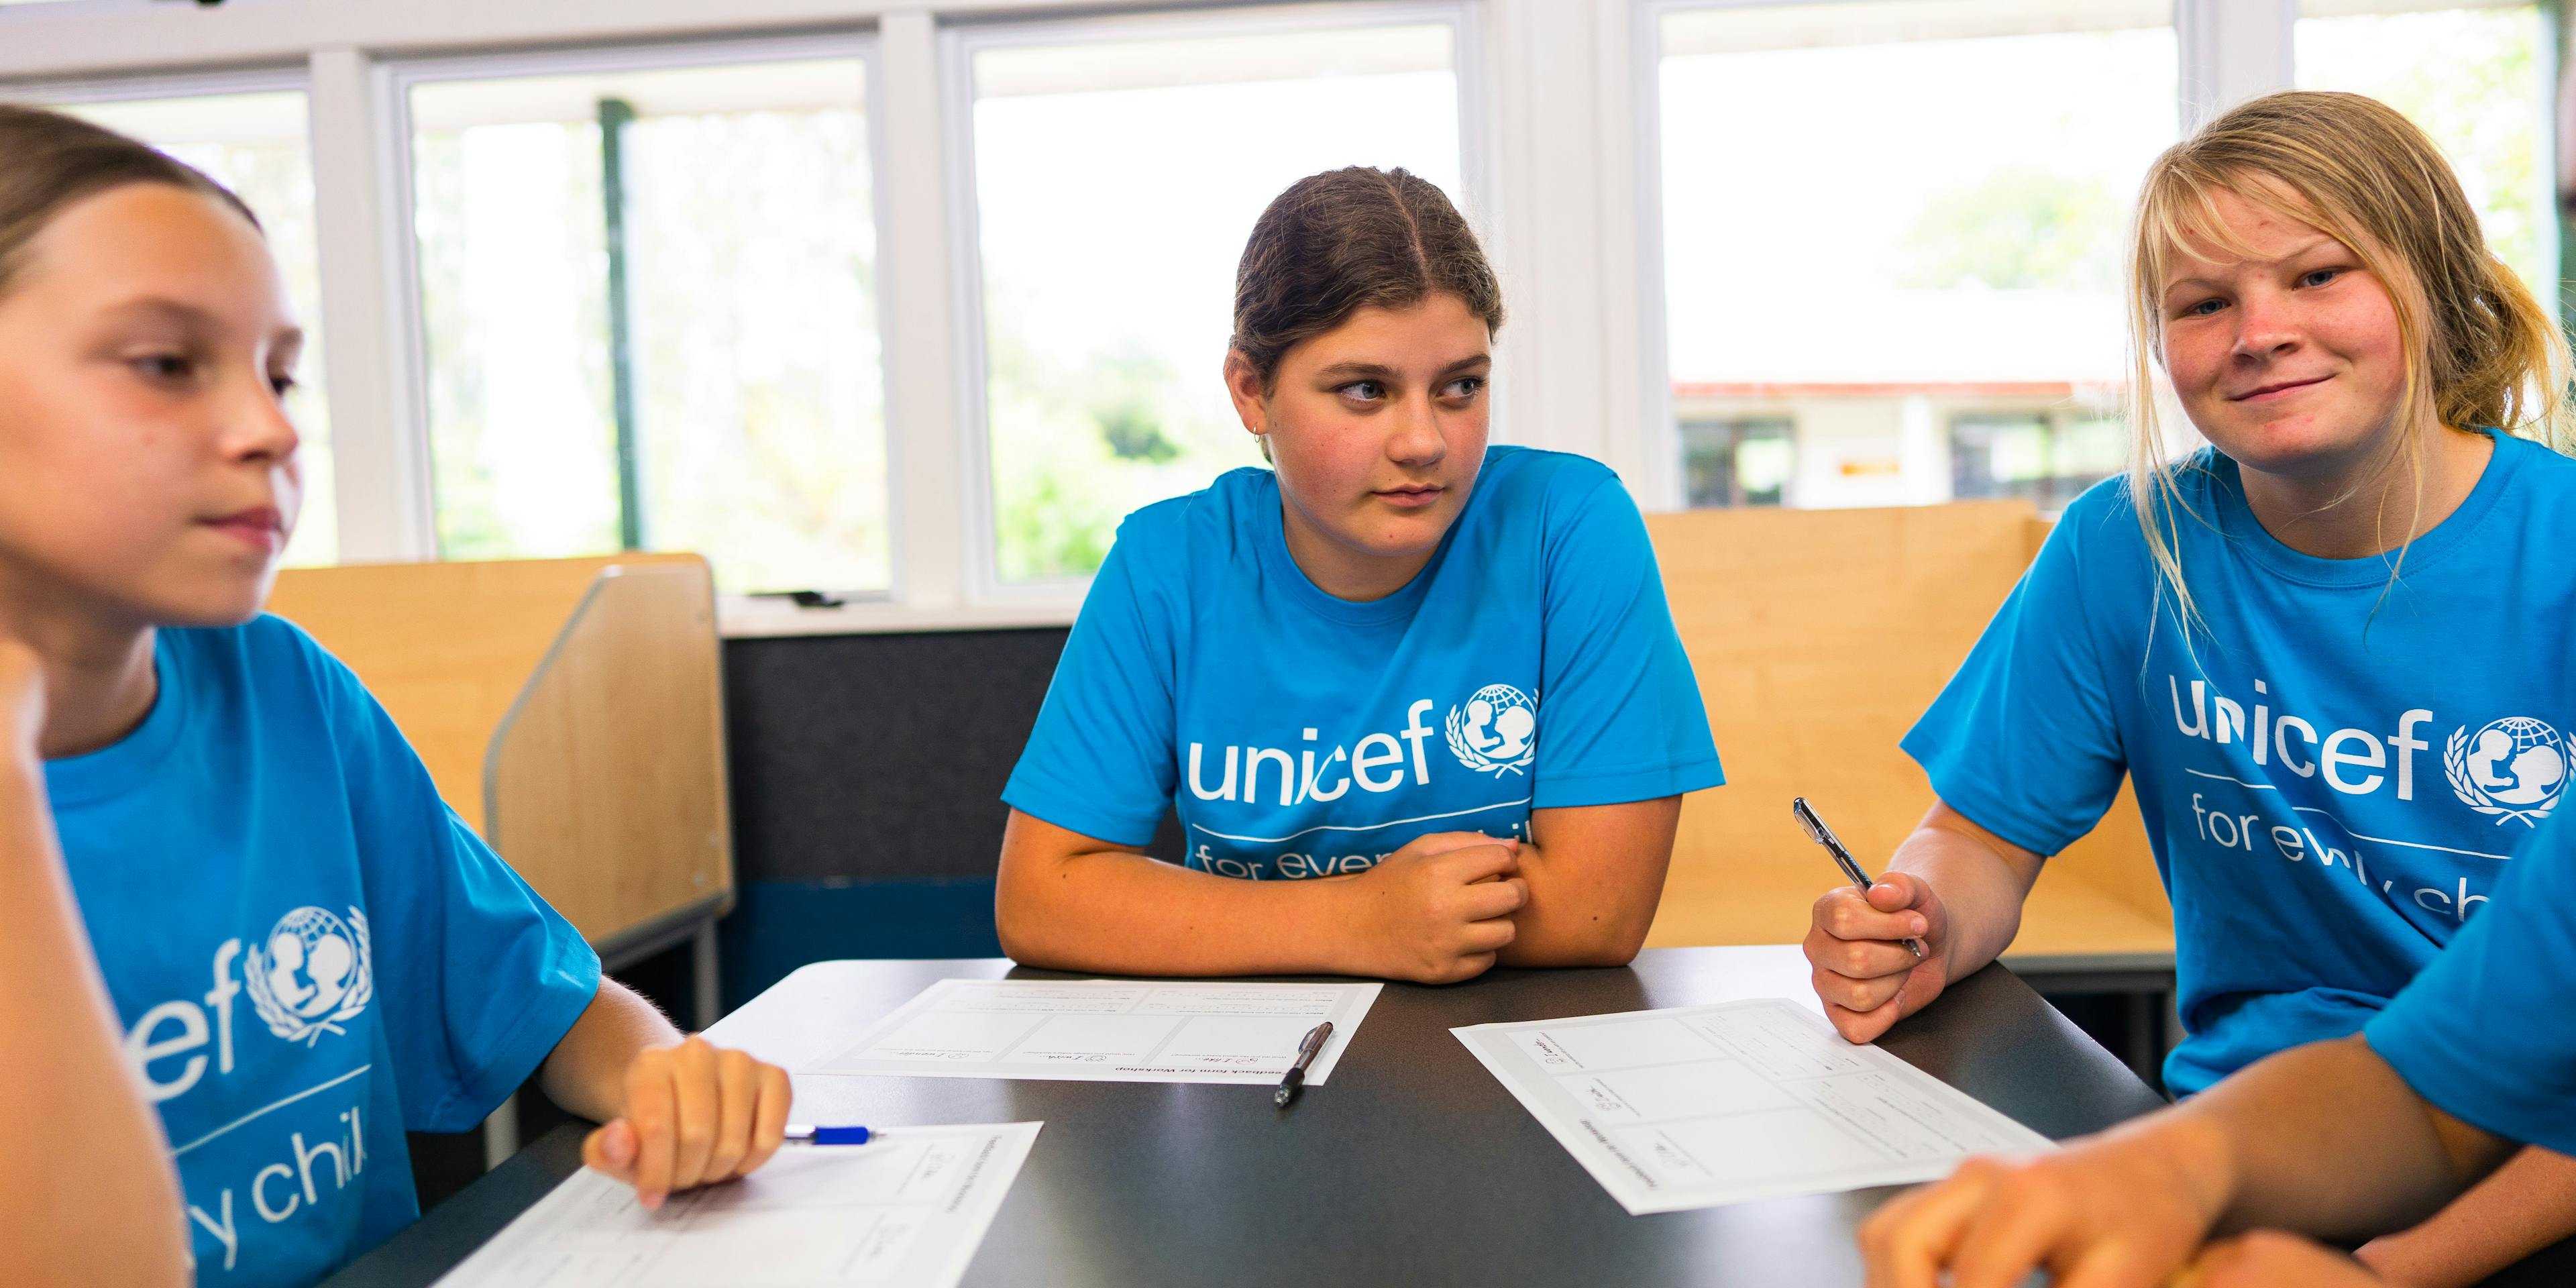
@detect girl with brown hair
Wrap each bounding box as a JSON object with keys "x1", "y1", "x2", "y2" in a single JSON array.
[
  {"x1": 1812, "y1": 91, "x2": 2576, "y2": 1285},
  {"x1": 996, "y1": 167, "x2": 1721, "y2": 983},
  {"x1": 0, "y1": 104, "x2": 792, "y2": 1285}
]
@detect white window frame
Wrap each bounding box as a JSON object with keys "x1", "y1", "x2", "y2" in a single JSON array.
[
  {"x1": 1626, "y1": 0, "x2": 2311, "y2": 516},
  {"x1": 378, "y1": 33, "x2": 898, "y2": 618},
  {"x1": 0, "y1": 0, "x2": 158, "y2": 15},
  {"x1": 3, "y1": 0, "x2": 2536, "y2": 636},
  {"x1": 938, "y1": 0, "x2": 1492, "y2": 604},
  {"x1": 0, "y1": 62, "x2": 309, "y2": 107},
  {"x1": 1627, "y1": 0, "x2": 2553, "y2": 521}
]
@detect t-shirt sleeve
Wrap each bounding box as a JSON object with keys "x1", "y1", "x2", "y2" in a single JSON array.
[
  {"x1": 1900, "y1": 502, "x2": 2127, "y2": 856},
  {"x1": 2365, "y1": 821, "x2": 2576, "y2": 1157},
  {"x1": 1530, "y1": 474, "x2": 1725, "y2": 808},
  {"x1": 307, "y1": 638, "x2": 602, "y2": 1133},
  {"x1": 1001, "y1": 531, "x2": 1179, "y2": 847}
]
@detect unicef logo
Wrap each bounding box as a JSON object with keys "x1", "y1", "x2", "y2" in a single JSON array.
[
  {"x1": 2445, "y1": 716, "x2": 2567, "y2": 826},
  {"x1": 1446, "y1": 684, "x2": 1538, "y2": 776},
  {"x1": 243, "y1": 906, "x2": 374, "y2": 1045}
]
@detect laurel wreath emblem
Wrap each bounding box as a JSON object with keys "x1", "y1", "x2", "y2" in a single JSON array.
[
  {"x1": 1446, "y1": 703, "x2": 1536, "y2": 777},
  {"x1": 243, "y1": 908, "x2": 375, "y2": 1046},
  {"x1": 2445, "y1": 727, "x2": 2554, "y2": 828}
]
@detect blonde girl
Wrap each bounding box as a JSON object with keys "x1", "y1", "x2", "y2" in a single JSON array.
[{"x1": 1809, "y1": 91, "x2": 2576, "y2": 1286}]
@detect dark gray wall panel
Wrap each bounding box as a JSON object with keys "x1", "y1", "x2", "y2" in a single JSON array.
[{"x1": 721, "y1": 626, "x2": 1180, "y2": 882}]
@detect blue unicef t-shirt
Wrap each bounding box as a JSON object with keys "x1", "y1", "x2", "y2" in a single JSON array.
[
  {"x1": 1906, "y1": 433, "x2": 2576, "y2": 1095},
  {"x1": 45, "y1": 616, "x2": 601, "y2": 1287},
  {"x1": 1005, "y1": 445, "x2": 1723, "y2": 879},
  {"x1": 2368, "y1": 804, "x2": 2576, "y2": 1157}
]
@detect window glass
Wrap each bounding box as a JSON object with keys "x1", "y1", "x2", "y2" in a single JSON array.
[
  {"x1": 407, "y1": 55, "x2": 889, "y2": 592},
  {"x1": 1951, "y1": 412, "x2": 2124, "y2": 511},
  {"x1": 966, "y1": 20, "x2": 1465, "y2": 582},
  {"x1": 1657, "y1": 1, "x2": 2174, "y2": 510},
  {"x1": 2296, "y1": 2, "x2": 2555, "y2": 298},
  {"x1": 1680, "y1": 418, "x2": 1794, "y2": 506},
  {"x1": 52, "y1": 90, "x2": 339, "y2": 566}
]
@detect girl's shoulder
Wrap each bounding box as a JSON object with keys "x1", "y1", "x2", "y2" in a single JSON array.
[
  {"x1": 162, "y1": 613, "x2": 370, "y2": 728},
  {"x1": 1114, "y1": 446, "x2": 1621, "y2": 545},
  {"x1": 2446, "y1": 431, "x2": 2576, "y2": 543},
  {"x1": 1458, "y1": 445, "x2": 1632, "y2": 545},
  {"x1": 1102, "y1": 447, "x2": 1633, "y2": 594},
  {"x1": 1116, "y1": 464, "x2": 1272, "y2": 539},
  {"x1": 2496, "y1": 427, "x2": 2576, "y2": 490},
  {"x1": 2049, "y1": 454, "x2": 2233, "y2": 561},
  {"x1": 1104, "y1": 465, "x2": 1277, "y2": 586},
  {"x1": 1471, "y1": 444, "x2": 1621, "y2": 504},
  {"x1": 176, "y1": 611, "x2": 344, "y2": 675}
]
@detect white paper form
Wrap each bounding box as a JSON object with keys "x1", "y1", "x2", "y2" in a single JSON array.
[
  {"x1": 431, "y1": 1122, "x2": 1040, "y2": 1288},
  {"x1": 1454, "y1": 998, "x2": 2053, "y2": 1214},
  {"x1": 808, "y1": 979, "x2": 1381, "y2": 1085}
]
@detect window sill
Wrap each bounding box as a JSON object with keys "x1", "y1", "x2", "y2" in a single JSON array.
[{"x1": 716, "y1": 596, "x2": 1081, "y2": 639}]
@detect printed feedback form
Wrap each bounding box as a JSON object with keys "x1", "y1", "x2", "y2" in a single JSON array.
[
  {"x1": 433, "y1": 1122, "x2": 1041, "y2": 1288},
  {"x1": 810, "y1": 979, "x2": 1381, "y2": 1085},
  {"x1": 1456, "y1": 998, "x2": 2051, "y2": 1214}
]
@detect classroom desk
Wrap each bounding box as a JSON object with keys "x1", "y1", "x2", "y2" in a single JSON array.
[{"x1": 330, "y1": 946, "x2": 2164, "y2": 1287}]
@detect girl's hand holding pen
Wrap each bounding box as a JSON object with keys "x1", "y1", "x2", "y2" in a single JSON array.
[{"x1": 1805, "y1": 873, "x2": 1953, "y2": 1044}]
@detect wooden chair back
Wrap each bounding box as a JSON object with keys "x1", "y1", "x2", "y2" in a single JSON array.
[
  {"x1": 266, "y1": 553, "x2": 732, "y2": 952},
  {"x1": 1642, "y1": 503, "x2": 2170, "y2": 965}
]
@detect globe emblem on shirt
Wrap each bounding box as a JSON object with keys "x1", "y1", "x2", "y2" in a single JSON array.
[
  {"x1": 243, "y1": 906, "x2": 374, "y2": 1046},
  {"x1": 1446, "y1": 684, "x2": 1538, "y2": 776},
  {"x1": 2444, "y1": 716, "x2": 2567, "y2": 827}
]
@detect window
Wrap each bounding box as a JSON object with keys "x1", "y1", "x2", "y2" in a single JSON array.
[
  {"x1": 1680, "y1": 417, "x2": 1794, "y2": 506},
  {"x1": 1950, "y1": 411, "x2": 2125, "y2": 510},
  {"x1": 958, "y1": 9, "x2": 1471, "y2": 584},
  {"x1": 40, "y1": 87, "x2": 339, "y2": 567},
  {"x1": 1652, "y1": 0, "x2": 2174, "y2": 509},
  {"x1": 2296, "y1": 1, "x2": 2555, "y2": 297},
  {"x1": 401, "y1": 48, "x2": 890, "y2": 594}
]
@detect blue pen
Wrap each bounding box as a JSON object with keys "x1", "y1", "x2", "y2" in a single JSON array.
[{"x1": 783, "y1": 1124, "x2": 875, "y2": 1146}]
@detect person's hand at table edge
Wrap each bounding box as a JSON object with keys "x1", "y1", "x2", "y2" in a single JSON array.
[
  {"x1": 1857, "y1": 1112, "x2": 2233, "y2": 1288},
  {"x1": 580, "y1": 1035, "x2": 794, "y2": 1210},
  {"x1": 2176, "y1": 1231, "x2": 2391, "y2": 1287}
]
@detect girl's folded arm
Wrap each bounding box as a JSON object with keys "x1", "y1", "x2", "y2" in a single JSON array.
[
  {"x1": 994, "y1": 808, "x2": 1358, "y2": 977},
  {"x1": 0, "y1": 651, "x2": 189, "y2": 1287},
  {"x1": 1499, "y1": 798, "x2": 1682, "y2": 968}
]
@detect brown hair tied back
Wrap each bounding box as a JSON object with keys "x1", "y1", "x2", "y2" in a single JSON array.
[
  {"x1": 1230, "y1": 166, "x2": 1503, "y2": 389},
  {"x1": 0, "y1": 103, "x2": 260, "y2": 298}
]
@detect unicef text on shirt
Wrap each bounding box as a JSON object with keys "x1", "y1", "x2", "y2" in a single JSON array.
[
  {"x1": 1187, "y1": 700, "x2": 1448, "y2": 805},
  {"x1": 118, "y1": 908, "x2": 380, "y2": 1277},
  {"x1": 2169, "y1": 676, "x2": 2569, "y2": 822},
  {"x1": 121, "y1": 906, "x2": 374, "y2": 1104},
  {"x1": 1185, "y1": 690, "x2": 1541, "y2": 808}
]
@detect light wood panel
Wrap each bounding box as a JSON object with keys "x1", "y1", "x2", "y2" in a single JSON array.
[
  {"x1": 485, "y1": 564, "x2": 733, "y2": 947},
  {"x1": 266, "y1": 553, "x2": 700, "y2": 832},
  {"x1": 266, "y1": 552, "x2": 727, "y2": 949},
  {"x1": 1640, "y1": 502, "x2": 2174, "y2": 964}
]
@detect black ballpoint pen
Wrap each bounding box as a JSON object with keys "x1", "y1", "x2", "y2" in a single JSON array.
[
  {"x1": 1793, "y1": 796, "x2": 1926, "y2": 959},
  {"x1": 1275, "y1": 1021, "x2": 1333, "y2": 1108}
]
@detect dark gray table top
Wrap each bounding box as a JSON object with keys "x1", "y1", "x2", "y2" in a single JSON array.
[{"x1": 327, "y1": 946, "x2": 2165, "y2": 1287}]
